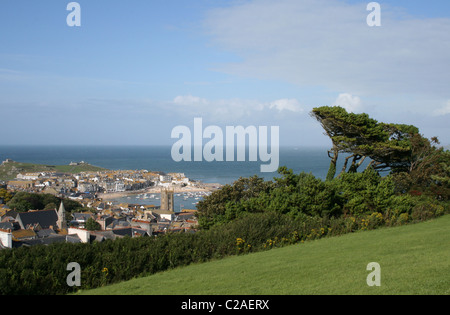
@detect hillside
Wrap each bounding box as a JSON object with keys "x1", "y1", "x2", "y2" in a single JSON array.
[
  {"x1": 0, "y1": 160, "x2": 106, "y2": 181},
  {"x1": 79, "y1": 214, "x2": 450, "y2": 295}
]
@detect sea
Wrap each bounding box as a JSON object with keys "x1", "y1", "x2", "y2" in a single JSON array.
[{"x1": 0, "y1": 145, "x2": 335, "y2": 210}]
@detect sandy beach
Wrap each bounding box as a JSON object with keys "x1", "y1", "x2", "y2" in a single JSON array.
[{"x1": 97, "y1": 183, "x2": 223, "y2": 200}]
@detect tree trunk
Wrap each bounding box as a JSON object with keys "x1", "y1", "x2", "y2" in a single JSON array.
[
  {"x1": 326, "y1": 146, "x2": 339, "y2": 181},
  {"x1": 349, "y1": 155, "x2": 363, "y2": 173}
]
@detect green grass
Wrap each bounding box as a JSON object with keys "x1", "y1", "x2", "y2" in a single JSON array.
[
  {"x1": 78, "y1": 215, "x2": 450, "y2": 295},
  {"x1": 53, "y1": 164, "x2": 106, "y2": 174},
  {"x1": 0, "y1": 161, "x2": 106, "y2": 180}
]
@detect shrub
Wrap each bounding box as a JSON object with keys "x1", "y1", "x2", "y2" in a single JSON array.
[{"x1": 411, "y1": 196, "x2": 446, "y2": 222}]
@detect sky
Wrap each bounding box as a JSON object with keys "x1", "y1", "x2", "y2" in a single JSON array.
[{"x1": 0, "y1": 0, "x2": 449, "y2": 147}]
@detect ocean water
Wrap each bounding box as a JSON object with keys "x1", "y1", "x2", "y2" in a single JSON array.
[
  {"x1": 0, "y1": 145, "x2": 336, "y2": 210},
  {"x1": 0, "y1": 145, "x2": 332, "y2": 184}
]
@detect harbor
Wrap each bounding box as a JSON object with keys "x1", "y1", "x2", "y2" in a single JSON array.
[{"x1": 108, "y1": 190, "x2": 213, "y2": 211}]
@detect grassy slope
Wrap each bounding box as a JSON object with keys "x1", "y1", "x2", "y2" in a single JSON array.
[
  {"x1": 79, "y1": 215, "x2": 450, "y2": 295},
  {"x1": 0, "y1": 161, "x2": 105, "y2": 180}
]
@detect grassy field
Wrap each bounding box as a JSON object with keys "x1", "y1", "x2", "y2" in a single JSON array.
[
  {"x1": 79, "y1": 214, "x2": 450, "y2": 295},
  {"x1": 0, "y1": 161, "x2": 106, "y2": 180}
]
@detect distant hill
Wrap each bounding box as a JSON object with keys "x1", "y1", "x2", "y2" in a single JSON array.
[{"x1": 0, "y1": 160, "x2": 106, "y2": 181}]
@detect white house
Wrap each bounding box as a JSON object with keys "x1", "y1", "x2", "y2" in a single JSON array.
[
  {"x1": 17, "y1": 173, "x2": 41, "y2": 180},
  {"x1": 159, "y1": 175, "x2": 172, "y2": 182},
  {"x1": 0, "y1": 229, "x2": 12, "y2": 248},
  {"x1": 172, "y1": 177, "x2": 190, "y2": 185},
  {"x1": 160, "y1": 213, "x2": 175, "y2": 221},
  {"x1": 78, "y1": 182, "x2": 98, "y2": 193},
  {"x1": 68, "y1": 228, "x2": 90, "y2": 243},
  {"x1": 115, "y1": 181, "x2": 126, "y2": 192}
]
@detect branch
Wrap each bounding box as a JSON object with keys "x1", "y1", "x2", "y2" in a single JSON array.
[{"x1": 356, "y1": 156, "x2": 367, "y2": 168}]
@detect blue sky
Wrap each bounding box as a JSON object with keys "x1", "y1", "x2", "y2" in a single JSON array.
[{"x1": 1, "y1": 0, "x2": 449, "y2": 146}]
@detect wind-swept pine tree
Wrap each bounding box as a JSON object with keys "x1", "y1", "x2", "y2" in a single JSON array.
[{"x1": 310, "y1": 106, "x2": 418, "y2": 180}]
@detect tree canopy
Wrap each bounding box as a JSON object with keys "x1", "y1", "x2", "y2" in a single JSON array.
[
  {"x1": 6, "y1": 192, "x2": 89, "y2": 213},
  {"x1": 310, "y1": 106, "x2": 419, "y2": 180},
  {"x1": 85, "y1": 217, "x2": 101, "y2": 231},
  {"x1": 197, "y1": 106, "x2": 449, "y2": 229},
  {"x1": 0, "y1": 188, "x2": 13, "y2": 204}
]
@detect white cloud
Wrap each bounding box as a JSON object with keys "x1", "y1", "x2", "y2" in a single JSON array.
[
  {"x1": 270, "y1": 99, "x2": 303, "y2": 113},
  {"x1": 173, "y1": 95, "x2": 208, "y2": 107},
  {"x1": 433, "y1": 100, "x2": 450, "y2": 116},
  {"x1": 204, "y1": 0, "x2": 450, "y2": 101},
  {"x1": 201, "y1": 0, "x2": 450, "y2": 144},
  {"x1": 333, "y1": 93, "x2": 362, "y2": 113},
  {"x1": 170, "y1": 95, "x2": 304, "y2": 122}
]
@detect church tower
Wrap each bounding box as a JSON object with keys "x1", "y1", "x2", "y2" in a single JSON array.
[
  {"x1": 160, "y1": 188, "x2": 174, "y2": 212},
  {"x1": 57, "y1": 201, "x2": 67, "y2": 231}
]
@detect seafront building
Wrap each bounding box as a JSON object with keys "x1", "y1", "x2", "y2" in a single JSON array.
[{"x1": 5, "y1": 167, "x2": 196, "y2": 196}]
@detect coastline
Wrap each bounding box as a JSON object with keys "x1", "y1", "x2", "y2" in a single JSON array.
[{"x1": 97, "y1": 183, "x2": 223, "y2": 200}]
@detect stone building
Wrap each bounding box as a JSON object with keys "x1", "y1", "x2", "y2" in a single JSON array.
[{"x1": 160, "y1": 188, "x2": 174, "y2": 212}]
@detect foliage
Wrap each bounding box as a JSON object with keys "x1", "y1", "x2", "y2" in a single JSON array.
[
  {"x1": 6, "y1": 191, "x2": 89, "y2": 214},
  {"x1": 85, "y1": 217, "x2": 101, "y2": 231},
  {"x1": 1, "y1": 203, "x2": 447, "y2": 295},
  {"x1": 392, "y1": 136, "x2": 449, "y2": 200},
  {"x1": 196, "y1": 175, "x2": 273, "y2": 229},
  {"x1": 7, "y1": 192, "x2": 56, "y2": 212},
  {"x1": 0, "y1": 188, "x2": 13, "y2": 203},
  {"x1": 310, "y1": 106, "x2": 418, "y2": 179},
  {"x1": 44, "y1": 202, "x2": 58, "y2": 210},
  {"x1": 197, "y1": 166, "x2": 426, "y2": 228}
]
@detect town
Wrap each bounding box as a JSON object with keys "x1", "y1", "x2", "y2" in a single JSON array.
[{"x1": 0, "y1": 159, "x2": 220, "y2": 250}]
